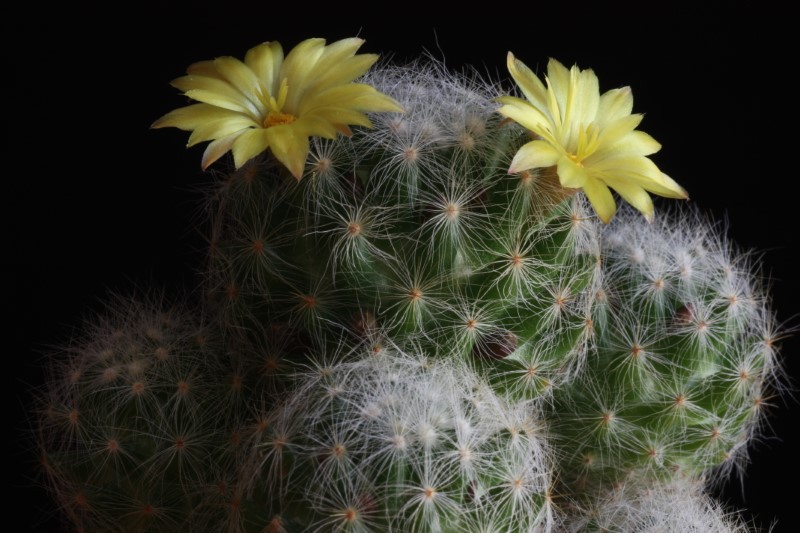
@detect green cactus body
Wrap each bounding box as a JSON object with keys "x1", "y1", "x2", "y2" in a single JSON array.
[
  {"x1": 551, "y1": 208, "x2": 780, "y2": 493},
  {"x1": 205, "y1": 61, "x2": 601, "y2": 397},
  {"x1": 34, "y1": 295, "x2": 266, "y2": 532}
]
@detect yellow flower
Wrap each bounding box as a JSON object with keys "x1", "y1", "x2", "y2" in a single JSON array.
[
  {"x1": 152, "y1": 37, "x2": 403, "y2": 178},
  {"x1": 498, "y1": 54, "x2": 688, "y2": 223}
]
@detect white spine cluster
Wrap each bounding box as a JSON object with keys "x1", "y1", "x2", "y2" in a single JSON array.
[{"x1": 250, "y1": 344, "x2": 556, "y2": 532}]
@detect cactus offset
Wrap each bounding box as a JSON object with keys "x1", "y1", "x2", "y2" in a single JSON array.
[
  {"x1": 34, "y1": 294, "x2": 260, "y2": 532},
  {"x1": 241, "y1": 344, "x2": 556, "y2": 532},
  {"x1": 550, "y1": 207, "x2": 782, "y2": 493}
]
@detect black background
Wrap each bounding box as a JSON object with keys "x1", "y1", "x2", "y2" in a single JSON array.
[{"x1": 7, "y1": 2, "x2": 797, "y2": 531}]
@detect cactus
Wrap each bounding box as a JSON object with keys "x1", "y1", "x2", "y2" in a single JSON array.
[
  {"x1": 28, "y1": 36, "x2": 787, "y2": 533},
  {"x1": 202, "y1": 57, "x2": 601, "y2": 400},
  {"x1": 33, "y1": 293, "x2": 264, "y2": 532},
  {"x1": 562, "y1": 477, "x2": 753, "y2": 533},
  {"x1": 240, "y1": 343, "x2": 556, "y2": 532},
  {"x1": 550, "y1": 206, "x2": 782, "y2": 493}
]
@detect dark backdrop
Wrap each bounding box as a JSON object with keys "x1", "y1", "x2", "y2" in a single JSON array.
[{"x1": 7, "y1": 2, "x2": 796, "y2": 531}]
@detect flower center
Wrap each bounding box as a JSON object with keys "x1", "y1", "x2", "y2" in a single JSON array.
[
  {"x1": 264, "y1": 111, "x2": 296, "y2": 128},
  {"x1": 567, "y1": 152, "x2": 584, "y2": 167},
  {"x1": 263, "y1": 77, "x2": 297, "y2": 128}
]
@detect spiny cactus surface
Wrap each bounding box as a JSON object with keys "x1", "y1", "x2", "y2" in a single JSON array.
[
  {"x1": 34, "y1": 294, "x2": 263, "y2": 532},
  {"x1": 242, "y1": 344, "x2": 557, "y2": 532},
  {"x1": 551, "y1": 207, "x2": 782, "y2": 493},
  {"x1": 205, "y1": 60, "x2": 601, "y2": 398}
]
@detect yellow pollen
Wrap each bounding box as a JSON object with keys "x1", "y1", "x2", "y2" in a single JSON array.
[
  {"x1": 264, "y1": 77, "x2": 293, "y2": 128},
  {"x1": 264, "y1": 111, "x2": 296, "y2": 128},
  {"x1": 567, "y1": 153, "x2": 583, "y2": 166}
]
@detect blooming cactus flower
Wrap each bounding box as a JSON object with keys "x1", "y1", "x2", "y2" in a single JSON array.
[
  {"x1": 153, "y1": 37, "x2": 403, "y2": 178},
  {"x1": 498, "y1": 55, "x2": 688, "y2": 223}
]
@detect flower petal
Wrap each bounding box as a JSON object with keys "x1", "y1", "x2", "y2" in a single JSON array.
[
  {"x1": 231, "y1": 129, "x2": 271, "y2": 169},
  {"x1": 544, "y1": 58, "x2": 571, "y2": 124},
  {"x1": 244, "y1": 41, "x2": 283, "y2": 95},
  {"x1": 187, "y1": 119, "x2": 254, "y2": 147},
  {"x1": 151, "y1": 104, "x2": 247, "y2": 130},
  {"x1": 300, "y1": 84, "x2": 402, "y2": 115},
  {"x1": 597, "y1": 114, "x2": 644, "y2": 147},
  {"x1": 281, "y1": 38, "x2": 327, "y2": 110},
  {"x1": 563, "y1": 64, "x2": 599, "y2": 136},
  {"x1": 590, "y1": 157, "x2": 686, "y2": 198},
  {"x1": 509, "y1": 140, "x2": 561, "y2": 173},
  {"x1": 506, "y1": 52, "x2": 548, "y2": 108},
  {"x1": 556, "y1": 156, "x2": 588, "y2": 189},
  {"x1": 201, "y1": 131, "x2": 243, "y2": 169},
  {"x1": 582, "y1": 177, "x2": 617, "y2": 223},
  {"x1": 603, "y1": 176, "x2": 654, "y2": 222},
  {"x1": 597, "y1": 86, "x2": 634, "y2": 125},
  {"x1": 172, "y1": 75, "x2": 260, "y2": 117},
  {"x1": 186, "y1": 60, "x2": 220, "y2": 79},
  {"x1": 497, "y1": 98, "x2": 552, "y2": 138},
  {"x1": 214, "y1": 56, "x2": 267, "y2": 112},
  {"x1": 303, "y1": 38, "x2": 378, "y2": 91},
  {"x1": 266, "y1": 127, "x2": 311, "y2": 179},
  {"x1": 596, "y1": 130, "x2": 661, "y2": 159},
  {"x1": 648, "y1": 172, "x2": 688, "y2": 199}
]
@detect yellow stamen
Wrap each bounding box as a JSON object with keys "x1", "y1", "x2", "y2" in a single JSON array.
[{"x1": 264, "y1": 78, "x2": 297, "y2": 128}]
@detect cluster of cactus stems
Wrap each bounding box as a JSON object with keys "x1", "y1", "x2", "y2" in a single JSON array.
[{"x1": 33, "y1": 45, "x2": 783, "y2": 532}]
